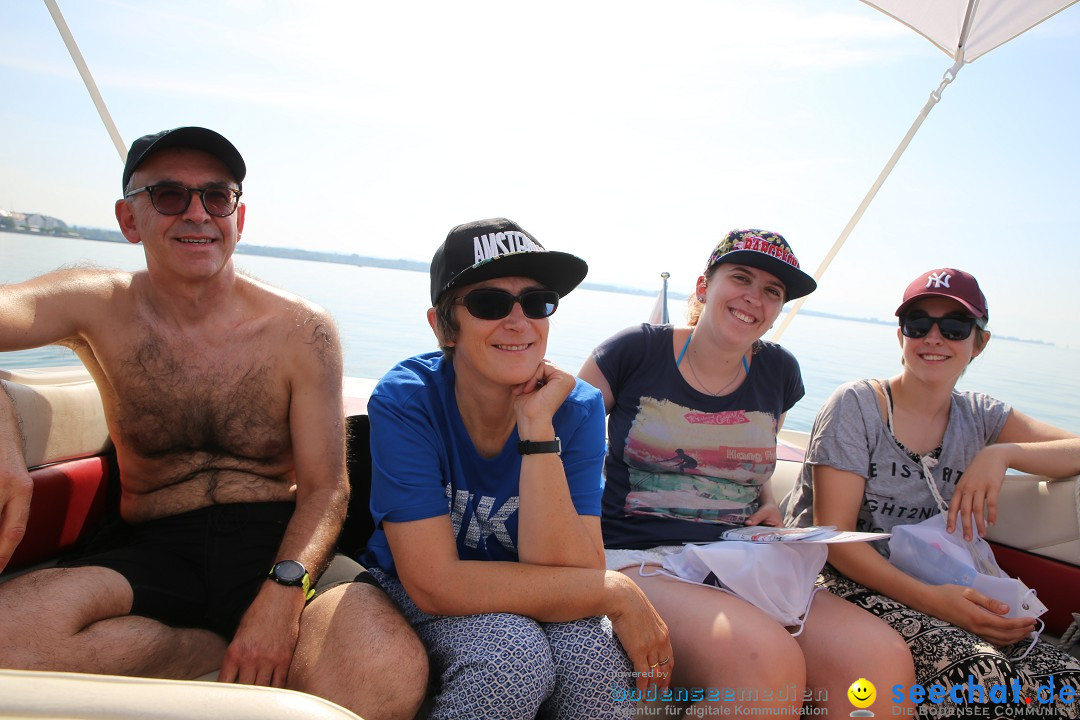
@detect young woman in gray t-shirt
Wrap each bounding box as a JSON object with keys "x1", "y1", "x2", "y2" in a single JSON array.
[{"x1": 785, "y1": 267, "x2": 1080, "y2": 717}]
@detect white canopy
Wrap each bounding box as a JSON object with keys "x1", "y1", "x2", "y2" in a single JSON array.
[
  {"x1": 773, "y1": 0, "x2": 1079, "y2": 341},
  {"x1": 862, "y1": 0, "x2": 1079, "y2": 63}
]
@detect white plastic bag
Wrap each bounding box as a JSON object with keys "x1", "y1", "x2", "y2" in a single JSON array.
[{"x1": 888, "y1": 514, "x2": 1047, "y2": 620}]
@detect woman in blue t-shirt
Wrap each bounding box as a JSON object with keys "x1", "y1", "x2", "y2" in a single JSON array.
[
  {"x1": 365, "y1": 218, "x2": 670, "y2": 720},
  {"x1": 579, "y1": 229, "x2": 915, "y2": 717},
  {"x1": 784, "y1": 267, "x2": 1080, "y2": 717}
]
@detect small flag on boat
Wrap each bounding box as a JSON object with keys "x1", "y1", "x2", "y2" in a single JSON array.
[{"x1": 648, "y1": 272, "x2": 670, "y2": 325}]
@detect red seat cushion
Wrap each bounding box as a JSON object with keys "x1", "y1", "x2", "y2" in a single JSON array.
[
  {"x1": 6, "y1": 456, "x2": 113, "y2": 573},
  {"x1": 990, "y1": 541, "x2": 1080, "y2": 637}
]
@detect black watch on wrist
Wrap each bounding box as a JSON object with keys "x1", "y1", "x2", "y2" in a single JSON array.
[
  {"x1": 268, "y1": 560, "x2": 315, "y2": 601},
  {"x1": 517, "y1": 437, "x2": 561, "y2": 456}
]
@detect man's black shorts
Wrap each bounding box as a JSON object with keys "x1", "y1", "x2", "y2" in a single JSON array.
[{"x1": 61, "y1": 502, "x2": 295, "y2": 638}]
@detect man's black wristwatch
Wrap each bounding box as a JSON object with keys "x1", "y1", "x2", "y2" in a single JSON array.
[
  {"x1": 268, "y1": 560, "x2": 315, "y2": 601},
  {"x1": 517, "y1": 438, "x2": 561, "y2": 456}
]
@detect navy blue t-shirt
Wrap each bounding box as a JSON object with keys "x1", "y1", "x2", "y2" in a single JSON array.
[
  {"x1": 594, "y1": 324, "x2": 804, "y2": 549},
  {"x1": 364, "y1": 351, "x2": 607, "y2": 575}
]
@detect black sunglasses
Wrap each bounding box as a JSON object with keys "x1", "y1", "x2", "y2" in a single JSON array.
[
  {"x1": 124, "y1": 183, "x2": 242, "y2": 217},
  {"x1": 899, "y1": 314, "x2": 979, "y2": 341},
  {"x1": 454, "y1": 288, "x2": 560, "y2": 320}
]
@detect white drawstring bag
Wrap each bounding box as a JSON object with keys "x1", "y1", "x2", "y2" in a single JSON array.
[
  {"x1": 886, "y1": 452, "x2": 1046, "y2": 658},
  {"x1": 888, "y1": 513, "x2": 1047, "y2": 621},
  {"x1": 655, "y1": 540, "x2": 828, "y2": 634}
]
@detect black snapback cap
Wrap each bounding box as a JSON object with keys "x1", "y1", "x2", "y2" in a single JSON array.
[
  {"x1": 429, "y1": 218, "x2": 588, "y2": 306},
  {"x1": 122, "y1": 126, "x2": 246, "y2": 191}
]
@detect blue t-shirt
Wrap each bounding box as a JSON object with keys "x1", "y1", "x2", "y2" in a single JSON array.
[
  {"x1": 364, "y1": 351, "x2": 607, "y2": 575},
  {"x1": 594, "y1": 324, "x2": 805, "y2": 549}
]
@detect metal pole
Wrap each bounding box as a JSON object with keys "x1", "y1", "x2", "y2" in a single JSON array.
[
  {"x1": 772, "y1": 58, "x2": 964, "y2": 342},
  {"x1": 43, "y1": 0, "x2": 127, "y2": 163}
]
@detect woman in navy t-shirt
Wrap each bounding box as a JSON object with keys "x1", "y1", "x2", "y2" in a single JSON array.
[{"x1": 580, "y1": 229, "x2": 916, "y2": 717}]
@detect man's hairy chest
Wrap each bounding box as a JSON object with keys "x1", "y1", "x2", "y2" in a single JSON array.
[{"x1": 103, "y1": 330, "x2": 292, "y2": 463}]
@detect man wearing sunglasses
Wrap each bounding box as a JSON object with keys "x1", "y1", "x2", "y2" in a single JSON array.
[{"x1": 0, "y1": 127, "x2": 426, "y2": 719}]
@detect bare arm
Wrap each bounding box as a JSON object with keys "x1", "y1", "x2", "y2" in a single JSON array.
[
  {"x1": 0, "y1": 269, "x2": 111, "y2": 351},
  {"x1": 514, "y1": 360, "x2": 604, "y2": 568},
  {"x1": 0, "y1": 382, "x2": 32, "y2": 573},
  {"x1": 577, "y1": 355, "x2": 615, "y2": 413},
  {"x1": 813, "y1": 464, "x2": 1034, "y2": 646},
  {"x1": 517, "y1": 446, "x2": 605, "y2": 568},
  {"x1": 219, "y1": 309, "x2": 349, "y2": 688},
  {"x1": 277, "y1": 311, "x2": 349, "y2": 577},
  {"x1": 948, "y1": 409, "x2": 1080, "y2": 539},
  {"x1": 386, "y1": 514, "x2": 671, "y2": 689}
]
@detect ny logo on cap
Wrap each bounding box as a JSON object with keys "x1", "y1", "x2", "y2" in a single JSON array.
[{"x1": 925, "y1": 271, "x2": 952, "y2": 289}]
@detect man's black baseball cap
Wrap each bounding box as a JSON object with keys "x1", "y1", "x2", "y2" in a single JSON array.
[{"x1": 122, "y1": 126, "x2": 246, "y2": 191}]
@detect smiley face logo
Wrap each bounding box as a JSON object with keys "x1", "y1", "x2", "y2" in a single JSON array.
[{"x1": 847, "y1": 678, "x2": 876, "y2": 709}]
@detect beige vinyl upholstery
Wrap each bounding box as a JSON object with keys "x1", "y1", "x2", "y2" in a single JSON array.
[
  {"x1": 0, "y1": 669, "x2": 361, "y2": 719},
  {"x1": 0, "y1": 365, "x2": 111, "y2": 469},
  {"x1": 980, "y1": 475, "x2": 1080, "y2": 564}
]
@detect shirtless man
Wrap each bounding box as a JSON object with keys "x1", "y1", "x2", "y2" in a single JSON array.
[{"x1": 0, "y1": 127, "x2": 427, "y2": 719}]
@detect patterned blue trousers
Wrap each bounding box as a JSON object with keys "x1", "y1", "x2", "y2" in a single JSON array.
[{"x1": 370, "y1": 568, "x2": 635, "y2": 720}]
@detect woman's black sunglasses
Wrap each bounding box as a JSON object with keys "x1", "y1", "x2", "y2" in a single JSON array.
[
  {"x1": 454, "y1": 288, "x2": 560, "y2": 320},
  {"x1": 899, "y1": 314, "x2": 979, "y2": 341}
]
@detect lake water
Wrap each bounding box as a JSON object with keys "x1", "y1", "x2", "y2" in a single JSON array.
[{"x1": 2, "y1": 231, "x2": 1078, "y2": 434}]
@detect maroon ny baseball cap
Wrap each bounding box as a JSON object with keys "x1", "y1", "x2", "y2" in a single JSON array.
[{"x1": 895, "y1": 268, "x2": 988, "y2": 324}]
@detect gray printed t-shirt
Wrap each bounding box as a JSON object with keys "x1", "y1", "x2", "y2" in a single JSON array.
[{"x1": 783, "y1": 379, "x2": 1010, "y2": 557}]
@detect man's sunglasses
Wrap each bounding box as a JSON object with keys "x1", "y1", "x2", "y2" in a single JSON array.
[
  {"x1": 124, "y1": 183, "x2": 243, "y2": 217},
  {"x1": 454, "y1": 288, "x2": 560, "y2": 320},
  {"x1": 899, "y1": 314, "x2": 980, "y2": 341}
]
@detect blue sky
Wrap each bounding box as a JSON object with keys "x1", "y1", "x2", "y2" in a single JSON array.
[{"x1": 2, "y1": 0, "x2": 1079, "y2": 346}]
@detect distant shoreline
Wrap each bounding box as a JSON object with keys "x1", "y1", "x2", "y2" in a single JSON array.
[
  {"x1": 0, "y1": 226, "x2": 1053, "y2": 346},
  {"x1": 62, "y1": 226, "x2": 665, "y2": 299}
]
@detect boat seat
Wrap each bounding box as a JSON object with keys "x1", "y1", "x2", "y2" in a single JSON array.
[
  {"x1": 0, "y1": 669, "x2": 361, "y2": 719},
  {"x1": 0, "y1": 365, "x2": 111, "y2": 470},
  {"x1": 341, "y1": 377, "x2": 378, "y2": 558},
  {"x1": 0, "y1": 366, "x2": 115, "y2": 575}
]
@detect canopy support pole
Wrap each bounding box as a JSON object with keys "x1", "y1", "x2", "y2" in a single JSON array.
[
  {"x1": 649, "y1": 272, "x2": 671, "y2": 325},
  {"x1": 43, "y1": 0, "x2": 127, "y2": 163},
  {"x1": 771, "y1": 57, "x2": 964, "y2": 342}
]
